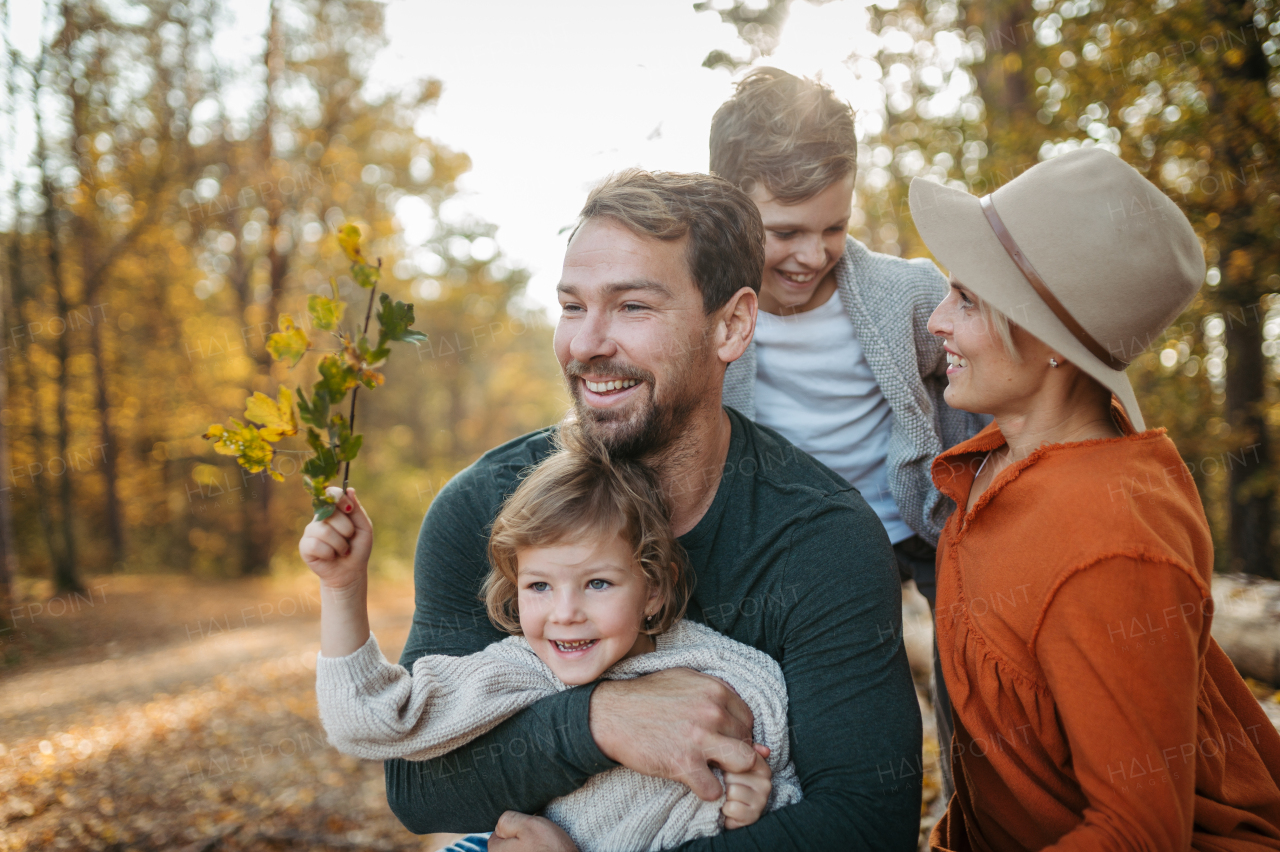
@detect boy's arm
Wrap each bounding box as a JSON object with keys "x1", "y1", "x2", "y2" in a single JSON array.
[{"x1": 383, "y1": 462, "x2": 618, "y2": 835}]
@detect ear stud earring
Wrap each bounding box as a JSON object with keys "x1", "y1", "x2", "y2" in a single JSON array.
[{"x1": 1049, "y1": 357, "x2": 1060, "y2": 368}]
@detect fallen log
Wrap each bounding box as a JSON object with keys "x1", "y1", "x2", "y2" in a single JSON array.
[{"x1": 1211, "y1": 573, "x2": 1280, "y2": 688}]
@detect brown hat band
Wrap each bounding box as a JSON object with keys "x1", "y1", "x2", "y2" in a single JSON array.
[{"x1": 979, "y1": 194, "x2": 1127, "y2": 371}]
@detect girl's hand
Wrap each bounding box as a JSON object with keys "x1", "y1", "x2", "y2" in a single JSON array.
[
  {"x1": 721, "y1": 743, "x2": 772, "y2": 830},
  {"x1": 299, "y1": 487, "x2": 373, "y2": 591}
]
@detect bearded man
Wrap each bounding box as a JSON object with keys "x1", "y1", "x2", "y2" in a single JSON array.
[{"x1": 383, "y1": 170, "x2": 922, "y2": 851}]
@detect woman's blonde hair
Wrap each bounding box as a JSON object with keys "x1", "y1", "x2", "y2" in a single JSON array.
[
  {"x1": 483, "y1": 421, "x2": 690, "y2": 636},
  {"x1": 978, "y1": 296, "x2": 1021, "y2": 362}
]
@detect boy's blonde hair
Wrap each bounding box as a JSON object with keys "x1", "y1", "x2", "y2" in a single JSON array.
[
  {"x1": 484, "y1": 421, "x2": 690, "y2": 636},
  {"x1": 710, "y1": 67, "x2": 858, "y2": 203}
]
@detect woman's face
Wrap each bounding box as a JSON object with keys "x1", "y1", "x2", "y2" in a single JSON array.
[{"x1": 927, "y1": 279, "x2": 1054, "y2": 416}]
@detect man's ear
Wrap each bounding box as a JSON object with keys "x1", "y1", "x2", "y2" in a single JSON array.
[{"x1": 713, "y1": 286, "x2": 758, "y2": 366}]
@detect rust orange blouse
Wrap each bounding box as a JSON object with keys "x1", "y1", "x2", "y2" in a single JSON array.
[{"x1": 929, "y1": 416, "x2": 1280, "y2": 851}]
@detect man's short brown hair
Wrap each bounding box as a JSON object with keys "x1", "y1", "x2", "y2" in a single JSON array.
[
  {"x1": 574, "y1": 169, "x2": 765, "y2": 310},
  {"x1": 484, "y1": 420, "x2": 690, "y2": 636},
  {"x1": 710, "y1": 67, "x2": 858, "y2": 203}
]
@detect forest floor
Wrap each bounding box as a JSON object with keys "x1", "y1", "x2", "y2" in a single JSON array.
[{"x1": 0, "y1": 574, "x2": 1275, "y2": 852}]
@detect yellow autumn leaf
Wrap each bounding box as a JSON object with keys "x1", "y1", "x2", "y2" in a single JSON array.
[
  {"x1": 203, "y1": 419, "x2": 274, "y2": 473},
  {"x1": 266, "y1": 315, "x2": 310, "y2": 366},
  {"x1": 337, "y1": 223, "x2": 364, "y2": 263},
  {"x1": 244, "y1": 387, "x2": 297, "y2": 442}
]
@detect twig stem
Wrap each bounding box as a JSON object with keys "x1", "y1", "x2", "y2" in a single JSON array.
[{"x1": 342, "y1": 259, "x2": 380, "y2": 490}]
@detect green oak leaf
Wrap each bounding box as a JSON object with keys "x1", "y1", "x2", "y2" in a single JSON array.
[
  {"x1": 352, "y1": 262, "x2": 380, "y2": 289},
  {"x1": 316, "y1": 353, "x2": 356, "y2": 404},
  {"x1": 296, "y1": 386, "x2": 331, "y2": 429},
  {"x1": 358, "y1": 334, "x2": 391, "y2": 367},
  {"x1": 307, "y1": 294, "x2": 346, "y2": 332},
  {"x1": 376, "y1": 293, "x2": 428, "y2": 347}
]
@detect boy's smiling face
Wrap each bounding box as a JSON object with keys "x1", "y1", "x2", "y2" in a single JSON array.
[
  {"x1": 750, "y1": 174, "x2": 854, "y2": 315},
  {"x1": 517, "y1": 533, "x2": 659, "y2": 686}
]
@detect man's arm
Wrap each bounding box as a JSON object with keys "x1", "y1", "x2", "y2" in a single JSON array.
[
  {"x1": 384, "y1": 459, "x2": 617, "y2": 835},
  {"x1": 633, "y1": 502, "x2": 922, "y2": 851}
]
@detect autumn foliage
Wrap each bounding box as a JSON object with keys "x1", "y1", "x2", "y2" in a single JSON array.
[{"x1": 204, "y1": 225, "x2": 425, "y2": 519}]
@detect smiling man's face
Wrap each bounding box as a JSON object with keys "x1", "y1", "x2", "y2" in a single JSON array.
[{"x1": 554, "y1": 217, "x2": 716, "y2": 458}]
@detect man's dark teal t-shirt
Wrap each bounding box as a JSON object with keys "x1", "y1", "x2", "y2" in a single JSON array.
[{"x1": 385, "y1": 407, "x2": 922, "y2": 850}]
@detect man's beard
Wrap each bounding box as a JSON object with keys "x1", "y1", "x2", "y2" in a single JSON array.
[{"x1": 563, "y1": 357, "x2": 702, "y2": 460}]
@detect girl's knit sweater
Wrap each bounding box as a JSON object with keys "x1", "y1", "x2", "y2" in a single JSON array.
[{"x1": 315, "y1": 618, "x2": 802, "y2": 852}]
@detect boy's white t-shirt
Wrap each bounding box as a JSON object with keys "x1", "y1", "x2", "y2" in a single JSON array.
[{"x1": 753, "y1": 290, "x2": 914, "y2": 545}]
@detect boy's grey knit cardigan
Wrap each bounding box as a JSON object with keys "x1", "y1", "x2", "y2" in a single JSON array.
[
  {"x1": 723, "y1": 235, "x2": 988, "y2": 546},
  {"x1": 316, "y1": 619, "x2": 802, "y2": 852}
]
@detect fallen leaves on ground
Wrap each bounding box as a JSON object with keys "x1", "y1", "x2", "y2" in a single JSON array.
[{"x1": 0, "y1": 573, "x2": 458, "y2": 852}]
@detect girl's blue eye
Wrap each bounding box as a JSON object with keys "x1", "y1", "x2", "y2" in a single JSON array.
[
  {"x1": 587, "y1": 579, "x2": 611, "y2": 590},
  {"x1": 530, "y1": 581, "x2": 549, "y2": 592}
]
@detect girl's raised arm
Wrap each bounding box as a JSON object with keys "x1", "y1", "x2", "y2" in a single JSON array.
[{"x1": 299, "y1": 486, "x2": 374, "y2": 657}]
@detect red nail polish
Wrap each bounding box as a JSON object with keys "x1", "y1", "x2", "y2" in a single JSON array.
[{"x1": 344, "y1": 505, "x2": 352, "y2": 513}]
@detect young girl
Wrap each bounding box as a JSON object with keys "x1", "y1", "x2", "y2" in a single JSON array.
[{"x1": 298, "y1": 424, "x2": 802, "y2": 852}]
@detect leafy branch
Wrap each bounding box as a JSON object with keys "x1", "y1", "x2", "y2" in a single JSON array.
[{"x1": 204, "y1": 224, "x2": 427, "y2": 520}]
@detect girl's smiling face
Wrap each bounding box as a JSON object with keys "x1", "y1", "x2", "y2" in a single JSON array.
[{"x1": 516, "y1": 533, "x2": 659, "y2": 685}]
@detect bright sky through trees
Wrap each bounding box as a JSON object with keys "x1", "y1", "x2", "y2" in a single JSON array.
[
  {"x1": 370, "y1": 0, "x2": 883, "y2": 315},
  {"x1": 3, "y1": 0, "x2": 891, "y2": 316}
]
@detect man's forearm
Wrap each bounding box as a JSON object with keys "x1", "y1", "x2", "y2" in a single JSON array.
[
  {"x1": 384, "y1": 683, "x2": 616, "y2": 834},
  {"x1": 670, "y1": 786, "x2": 921, "y2": 852}
]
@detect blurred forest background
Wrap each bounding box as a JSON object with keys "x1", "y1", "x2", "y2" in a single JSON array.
[
  {"x1": 0, "y1": 0, "x2": 1277, "y2": 848},
  {"x1": 0, "y1": 0, "x2": 1277, "y2": 617},
  {"x1": 700, "y1": 0, "x2": 1280, "y2": 577},
  {"x1": 0, "y1": 0, "x2": 569, "y2": 614}
]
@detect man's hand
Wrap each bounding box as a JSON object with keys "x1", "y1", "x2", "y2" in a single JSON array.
[
  {"x1": 590, "y1": 668, "x2": 757, "y2": 802},
  {"x1": 489, "y1": 811, "x2": 578, "y2": 852},
  {"x1": 722, "y1": 743, "x2": 772, "y2": 830}
]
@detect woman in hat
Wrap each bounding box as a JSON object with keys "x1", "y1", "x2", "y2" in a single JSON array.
[{"x1": 909, "y1": 147, "x2": 1280, "y2": 850}]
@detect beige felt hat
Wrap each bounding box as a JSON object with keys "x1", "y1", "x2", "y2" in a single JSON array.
[{"x1": 908, "y1": 147, "x2": 1206, "y2": 432}]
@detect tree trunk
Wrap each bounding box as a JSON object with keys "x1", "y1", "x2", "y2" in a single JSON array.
[
  {"x1": 35, "y1": 46, "x2": 83, "y2": 594},
  {"x1": 237, "y1": 0, "x2": 287, "y2": 576},
  {"x1": 50, "y1": 330, "x2": 81, "y2": 594},
  {"x1": 0, "y1": 5, "x2": 22, "y2": 623},
  {"x1": 64, "y1": 0, "x2": 127, "y2": 572},
  {"x1": 87, "y1": 317, "x2": 125, "y2": 569},
  {"x1": 0, "y1": 253, "x2": 18, "y2": 624},
  {"x1": 965, "y1": 0, "x2": 1034, "y2": 169},
  {"x1": 7, "y1": 230, "x2": 64, "y2": 585},
  {"x1": 1222, "y1": 271, "x2": 1275, "y2": 578}
]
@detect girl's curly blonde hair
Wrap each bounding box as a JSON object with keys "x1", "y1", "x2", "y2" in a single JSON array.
[{"x1": 483, "y1": 420, "x2": 690, "y2": 637}]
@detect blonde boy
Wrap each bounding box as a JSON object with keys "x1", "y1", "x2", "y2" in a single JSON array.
[{"x1": 711, "y1": 68, "x2": 987, "y2": 795}]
